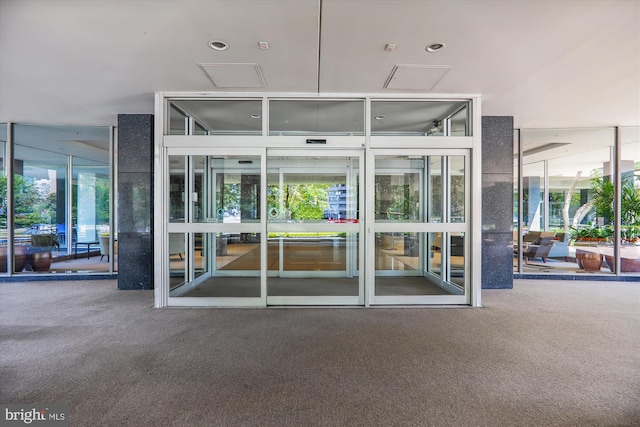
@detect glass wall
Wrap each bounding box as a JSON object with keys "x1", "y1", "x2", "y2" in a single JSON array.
[
  {"x1": 619, "y1": 127, "x2": 640, "y2": 273},
  {"x1": 0, "y1": 124, "x2": 114, "y2": 275},
  {"x1": 514, "y1": 127, "x2": 639, "y2": 276}
]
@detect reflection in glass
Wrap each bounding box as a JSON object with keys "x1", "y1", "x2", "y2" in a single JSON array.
[
  {"x1": 375, "y1": 173, "x2": 420, "y2": 221},
  {"x1": 375, "y1": 232, "x2": 419, "y2": 271},
  {"x1": 429, "y1": 156, "x2": 443, "y2": 222},
  {"x1": 192, "y1": 156, "x2": 205, "y2": 222},
  {"x1": 375, "y1": 156, "x2": 423, "y2": 222},
  {"x1": 216, "y1": 232, "x2": 261, "y2": 271},
  {"x1": 213, "y1": 156, "x2": 261, "y2": 223},
  {"x1": 169, "y1": 105, "x2": 187, "y2": 135},
  {"x1": 169, "y1": 156, "x2": 185, "y2": 222},
  {"x1": 450, "y1": 156, "x2": 465, "y2": 223},
  {"x1": 449, "y1": 106, "x2": 469, "y2": 136}
]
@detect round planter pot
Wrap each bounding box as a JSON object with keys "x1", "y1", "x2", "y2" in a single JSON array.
[
  {"x1": 30, "y1": 251, "x2": 52, "y2": 272},
  {"x1": 605, "y1": 255, "x2": 640, "y2": 273},
  {"x1": 14, "y1": 246, "x2": 29, "y2": 272},
  {"x1": 0, "y1": 246, "x2": 29, "y2": 273},
  {"x1": 576, "y1": 249, "x2": 602, "y2": 272}
]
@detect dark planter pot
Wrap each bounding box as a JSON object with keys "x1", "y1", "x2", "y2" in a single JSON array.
[
  {"x1": 0, "y1": 246, "x2": 29, "y2": 273},
  {"x1": 604, "y1": 255, "x2": 640, "y2": 273},
  {"x1": 30, "y1": 251, "x2": 53, "y2": 271},
  {"x1": 576, "y1": 249, "x2": 603, "y2": 272}
]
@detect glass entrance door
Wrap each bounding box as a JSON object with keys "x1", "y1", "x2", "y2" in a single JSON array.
[
  {"x1": 166, "y1": 149, "x2": 266, "y2": 306},
  {"x1": 266, "y1": 150, "x2": 363, "y2": 305},
  {"x1": 367, "y1": 150, "x2": 470, "y2": 305},
  {"x1": 163, "y1": 148, "x2": 468, "y2": 306}
]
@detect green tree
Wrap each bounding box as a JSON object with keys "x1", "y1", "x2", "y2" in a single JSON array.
[{"x1": 286, "y1": 184, "x2": 330, "y2": 220}]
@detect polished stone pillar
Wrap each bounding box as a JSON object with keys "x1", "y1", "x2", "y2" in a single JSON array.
[
  {"x1": 117, "y1": 114, "x2": 153, "y2": 290},
  {"x1": 482, "y1": 117, "x2": 514, "y2": 289}
]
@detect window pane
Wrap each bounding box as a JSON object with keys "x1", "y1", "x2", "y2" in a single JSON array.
[
  {"x1": 371, "y1": 101, "x2": 470, "y2": 136},
  {"x1": 619, "y1": 126, "x2": 640, "y2": 275},
  {"x1": 213, "y1": 156, "x2": 261, "y2": 223},
  {"x1": 169, "y1": 100, "x2": 262, "y2": 135},
  {"x1": 374, "y1": 231, "x2": 464, "y2": 296},
  {"x1": 169, "y1": 156, "x2": 185, "y2": 222},
  {"x1": 269, "y1": 100, "x2": 364, "y2": 135},
  {"x1": 520, "y1": 127, "x2": 616, "y2": 275},
  {"x1": 449, "y1": 156, "x2": 465, "y2": 223},
  {"x1": 13, "y1": 124, "x2": 111, "y2": 274}
]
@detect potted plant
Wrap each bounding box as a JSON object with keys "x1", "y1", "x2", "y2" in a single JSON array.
[{"x1": 29, "y1": 233, "x2": 60, "y2": 271}]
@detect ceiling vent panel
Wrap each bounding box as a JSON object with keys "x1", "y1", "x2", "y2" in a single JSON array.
[
  {"x1": 384, "y1": 65, "x2": 453, "y2": 91},
  {"x1": 199, "y1": 63, "x2": 266, "y2": 88}
]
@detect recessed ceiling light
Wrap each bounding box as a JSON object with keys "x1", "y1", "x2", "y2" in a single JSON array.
[
  {"x1": 385, "y1": 43, "x2": 396, "y2": 52},
  {"x1": 426, "y1": 43, "x2": 446, "y2": 53},
  {"x1": 209, "y1": 40, "x2": 229, "y2": 51},
  {"x1": 258, "y1": 41, "x2": 269, "y2": 50},
  {"x1": 375, "y1": 115, "x2": 386, "y2": 120},
  {"x1": 250, "y1": 114, "x2": 261, "y2": 119}
]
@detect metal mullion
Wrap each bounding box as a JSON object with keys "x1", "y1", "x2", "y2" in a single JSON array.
[
  {"x1": 443, "y1": 156, "x2": 450, "y2": 282},
  {"x1": 260, "y1": 148, "x2": 267, "y2": 305},
  {"x1": 276, "y1": 166, "x2": 284, "y2": 274},
  {"x1": 614, "y1": 127, "x2": 621, "y2": 276},
  {"x1": 517, "y1": 129, "x2": 523, "y2": 274},
  {"x1": 6, "y1": 123, "x2": 14, "y2": 275},
  {"x1": 154, "y1": 93, "x2": 168, "y2": 307},
  {"x1": 187, "y1": 156, "x2": 194, "y2": 283},
  {"x1": 67, "y1": 154, "x2": 73, "y2": 257},
  {"x1": 543, "y1": 159, "x2": 549, "y2": 231},
  {"x1": 464, "y1": 152, "x2": 471, "y2": 296},
  {"x1": 109, "y1": 126, "x2": 116, "y2": 273}
]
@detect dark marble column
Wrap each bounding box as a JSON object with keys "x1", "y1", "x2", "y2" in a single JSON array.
[
  {"x1": 481, "y1": 117, "x2": 514, "y2": 289},
  {"x1": 117, "y1": 114, "x2": 153, "y2": 290}
]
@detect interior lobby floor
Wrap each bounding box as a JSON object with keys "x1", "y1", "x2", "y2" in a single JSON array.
[{"x1": 1, "y1": 278, "x2": 638, "y2": 426}]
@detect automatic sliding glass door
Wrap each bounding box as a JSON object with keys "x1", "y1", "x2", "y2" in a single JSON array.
[
  {"x1": 368, "y1": 150, "x2": 470, "y2": 305},
  {"x1": 167, "y1": 150, "x2": 266, "y2": 306},
  {"x1": 266, "y1": 150, "x2": 363, "y2": 305}
]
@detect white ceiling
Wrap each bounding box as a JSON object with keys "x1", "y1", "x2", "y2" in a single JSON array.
[{"x1": 0, "y1": 0, "x2": 638, "y2": 130}]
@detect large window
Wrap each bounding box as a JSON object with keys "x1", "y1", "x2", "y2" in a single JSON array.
[
  {"x1": 0, "y1": 124, "x2": 115, "y2": 276},
  {"x1": 514, "y1": 127, "x2": 639, "y2": 276}
]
